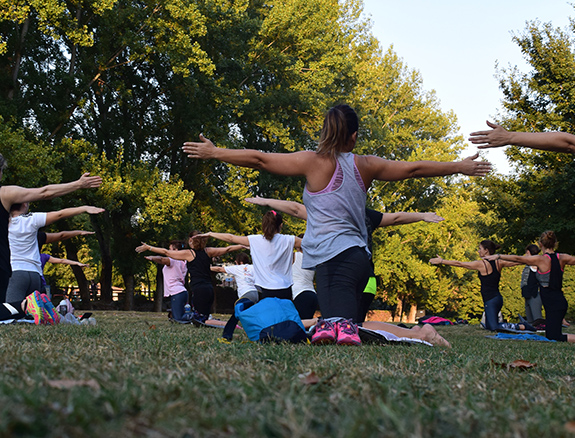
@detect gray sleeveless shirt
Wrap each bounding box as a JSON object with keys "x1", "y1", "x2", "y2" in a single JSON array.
[{"x1": 301, "y1": 152, "x2": 369, "y2": 269}]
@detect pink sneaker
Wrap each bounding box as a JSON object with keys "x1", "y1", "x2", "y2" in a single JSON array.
[
  {"x1": 311, "y1": 319, "x2": 337, "y2": 344},
  {"x1": 40, "y1": 293, "x2": 60, "y2": 325},
  {"x1": 25, "y1": 291, "x2": 46, "y2": 325},
  {"x1": 336, "y1": 320, "x2": 361, "y2": 346}
]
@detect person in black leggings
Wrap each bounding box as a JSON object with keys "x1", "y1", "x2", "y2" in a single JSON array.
[
  {"x1": 430, "y1": 240, "x2": 533, "y2": 332},
  {"x1": 487, "y1": 231, "x2": 575, "y2": 342}
]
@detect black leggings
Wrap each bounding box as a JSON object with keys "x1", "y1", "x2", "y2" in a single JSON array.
[
  {"x1": 541, "y1": 288, "x2": 568, "y2": 342},
  {"x1": 0, "y1": 301, "x2": 26, "y2": 321},
  {"x1": 191, "y1": 283, "x2": 214, "y2": 316},
  {"x1": 293, "y1": 291, "x2": 318, "y2": 320},
  {"x1": 259, "y1": 287, "x2": 292, "y2": 300},
  {"x1": 314, "y1": 246, "x2": 371, "y2": 321}
]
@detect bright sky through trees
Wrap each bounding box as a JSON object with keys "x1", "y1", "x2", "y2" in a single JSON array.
[{"x1": 362, "y1": 0, "x2": 574, "y2": 174}]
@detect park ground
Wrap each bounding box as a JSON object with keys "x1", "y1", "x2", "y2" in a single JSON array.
[{"x1": 1, "y1": 311, "x2": 574, "y2": 437}]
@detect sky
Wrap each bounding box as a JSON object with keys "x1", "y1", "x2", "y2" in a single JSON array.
[{"x1": 361, "y1": 0, "x2": 574, "y2": 174}]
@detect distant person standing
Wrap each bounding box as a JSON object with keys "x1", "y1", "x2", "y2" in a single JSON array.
[{"x1": 520, "y1": 244, "x2": 543, "y2": 324}]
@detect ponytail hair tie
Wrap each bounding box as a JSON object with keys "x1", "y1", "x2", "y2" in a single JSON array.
[{"x1": 271, "y1": 210, "x2": 277, "y2": 216}]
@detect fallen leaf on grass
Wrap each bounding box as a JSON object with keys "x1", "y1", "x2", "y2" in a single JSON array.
[
  {"x1": 416, "y1": 358, "x2": 426, "y2": 365},
  {"x1": 299, "y1": 371, "x2": 320, "y2": 385},
  {"x1": 196, "y1": 341, "x2": 205, "y2": 346},
  {"x1": 565, "y1": 421, "x2": 575, "y2": 433},
  {"x1": 47, "y1": 379, "x2": 100, "y2": 391},
  {"x1": 491, "y1": 359, "x2": 537, "y2": 370}
]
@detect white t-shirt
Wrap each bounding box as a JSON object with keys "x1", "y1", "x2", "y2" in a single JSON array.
[
  {"x1": 224, "y1": 264, "x2": 257, "y2": 298},
  {"x1": 162, "y1": 258, "x2": 187, "y2": 297},
  {"x1": 292, "y1": 251, "x2": 315, "y2": 299},
  {"x1": 247, "y1": 234, "x2": 295, "y2": 289},
  {"x1": 9, "y1": 212, "x2": 47, "y2": 275}
]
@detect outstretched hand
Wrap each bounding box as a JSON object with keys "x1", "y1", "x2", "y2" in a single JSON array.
[
  {"x1": 423, "y1": 213, "x2": 444, "y2": 223},
  {"x1": 78, "y1": 231, "x2": 95, "y2": 236},
  {"x1": 429, "y1": 256, "x2": 443, "y2": 265},
  {"x1": 135, "y1": 242, "x2": 150, "y2": 254},
  {"x1": 459, "y1": 153, "x2": 492, "y2": 176},
  {"x1": 78, "y1": 173, "x2": 103, "y2": 189},
  {"x1": 85, "y1": 206, "x2": 105, "y2": 215},
  {"x1": 245, "y1": 196, "x2": 266, "y2": 206},
  {"x1": 469, "y1": 121, "x2": 511, "y2": 149},
  {"x1": 182, "y1": 134, "x2": 217, "y2": 159}
]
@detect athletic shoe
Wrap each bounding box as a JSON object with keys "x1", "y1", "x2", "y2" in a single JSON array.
[
  {"x1": 336, "y1": 319, "x2": 361, "y2": 346},
  {"x1": 40, "y1": 293, "x2": 60, "y2": 325},
  {"x1": 25, "y1": 291, "x2": 45, "y2": 325},
  {"x1": 311, "y1": 319, "x2": 337, "y2": 345}
]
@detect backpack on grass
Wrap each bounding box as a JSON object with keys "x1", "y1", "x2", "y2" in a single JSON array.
[{"x1": 235, "y1": 297, "x2": 307, "y2": 344}]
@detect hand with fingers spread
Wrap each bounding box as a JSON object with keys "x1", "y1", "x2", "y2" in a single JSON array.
[
  {"x1": 469, "y1": 121, "x2": 513, "y2": 149},
  {"x1": 182, "y1": 134, "x2": 217, "y2": 159},
  {"x1": 78, "y1": 173, "x2": 103, "y2": 189},
  {"x1": 422, "y1": 213, "x2": 444, "y2": 223},
  {"x1": 458, "y1": 153, "x2": 492, "y2": 176},
  {"x1": 135, "y1": 242, "x2": 151, "y2": 254}
]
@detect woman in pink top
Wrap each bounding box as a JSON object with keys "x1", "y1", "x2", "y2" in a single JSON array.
[{"x1": 143, "y1": 240, "x2": 188, "y2": 321}]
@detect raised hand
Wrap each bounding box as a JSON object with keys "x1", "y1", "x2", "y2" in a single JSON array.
[
  {"x1": 459, "y1": 153, "x2": 492, "y2": 176},
  {"x1": 469, "y1": 121, "x2": 511, "y2": 149},
  {"x1": 78, "y1": 173, "x2": 103, "y2": 188},
  {"x1": 182, "y1": 134, "x2": 217, "y2": 159}
]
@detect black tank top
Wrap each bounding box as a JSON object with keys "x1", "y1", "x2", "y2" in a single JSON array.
[
  {"x1": 542, "y1": 252, "x2": 563, "y2": 293},
  {"x1": 0, "y1": 193, "x2": 11, "y2": 275},
  {"x1": 186, "y1": 249, "x2": 212, "y2": 287},
  {"x1": 478, "y1": 259, "x2": 501, "y2": 302}
]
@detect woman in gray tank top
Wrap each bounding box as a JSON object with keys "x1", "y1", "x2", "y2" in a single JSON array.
[{"x1": 183, "y1": 105, "x2": 491, "y2": 345}]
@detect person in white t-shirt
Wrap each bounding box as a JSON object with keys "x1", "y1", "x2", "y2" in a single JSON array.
[
  {"x1": 200, "y1": 210, "x2": 302, "y2": 300},
  {"x1": 6, "y1": 203, "x2": 104, "y2": 302},
  {"x1": 211, "y1": 252, "x2": 258, "y2": 304},
  {"x1": 143, "y1": 240, "x2": 188, "y2": 321}
]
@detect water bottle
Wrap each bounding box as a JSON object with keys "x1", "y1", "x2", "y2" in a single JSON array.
[{"x1": 184, "y1": 304, "x2": 192, "y2": 315}]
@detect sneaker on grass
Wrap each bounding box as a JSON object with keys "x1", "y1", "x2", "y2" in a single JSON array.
[
  {"x1": 40, "y1": 293, "x2": 60, "y2": 325},
  {"x1": 25, "y1": 291, "x2": 46, "y2": 325},
  {"x1": 336, "y1": 319, "x2": 361, "y2": 346},
  {"x1": 311, "y1": 319, "x2": 337, "y2": 345}
]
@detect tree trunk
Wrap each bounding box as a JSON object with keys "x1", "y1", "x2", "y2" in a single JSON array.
[
  {"x1": 407, "y1": 303, "x2": 418, "y2": 324},
  {"x1": 123, "y1": 274, "x2": 134, "y2": 311},
  {"x1": 154, "y1": 265, "x2": 163, "y2": 313},
  {"x1": 91, "y1": 216, "x2": 113, "y2": 302},
  {"x1": 63, "y1": 239, "x2": 92, "y2": 309},
  {"x1": 394, "y1": 299, "x2": 404, "y2": 322}
]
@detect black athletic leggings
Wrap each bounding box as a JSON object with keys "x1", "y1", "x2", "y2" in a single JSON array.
[
  {"x1": 541, "y1": 288, "x2": 568, "y2": 342},
  {"x1": 0, "y1": 301, "x2": 26, "y2": 321},
  {"x1": 191, "y1": 283, "x2": 214, "y2": 317}
]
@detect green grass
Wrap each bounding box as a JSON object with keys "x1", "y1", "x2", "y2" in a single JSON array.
[{"x1": 1, "y1": 312, "x2": 574, "y2": 438}]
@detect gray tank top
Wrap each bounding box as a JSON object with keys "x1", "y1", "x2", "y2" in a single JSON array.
[{"x1": 301, "y1": 152, "x2": 369, "y2": 269}]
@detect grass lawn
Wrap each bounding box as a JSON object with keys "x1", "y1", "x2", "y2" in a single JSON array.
[{"x1": 1, "y1": 311, "x2": 574, "y2": 438}]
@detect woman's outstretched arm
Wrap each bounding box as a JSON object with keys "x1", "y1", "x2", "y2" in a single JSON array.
[
  {"x1": 136, "y1": 243, "x2": 193, "y2": 262},
  {"x1": 199, "y1": 232, "x2": 250, "y2": 246},
  {"x1": 429, "y1": 256, "x2": 484, "y2": 271},
  {"x1": 469, "y1": 121, "x2": 575, "y2": 154}
]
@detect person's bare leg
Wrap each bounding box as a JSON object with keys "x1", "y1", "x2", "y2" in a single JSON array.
[
  {"x1": 302, "y1": 318, "x2": 318, "y2": 329},
  {"x1": 567, "y1": 334, "x2": 575, "y2": 343},
  {"x1": 363, "y1": 321, "x2": 451, "y2": 348}
]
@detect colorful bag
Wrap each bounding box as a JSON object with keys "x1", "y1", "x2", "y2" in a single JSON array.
[{"x1": 235, "y1": 297, "x2": 307, "y2": 343}]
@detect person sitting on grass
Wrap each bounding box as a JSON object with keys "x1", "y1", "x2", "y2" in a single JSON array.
[
  {"x1": 211, "y1": 252, "x2": 258, "y2": 341},
  {"x1": 6, "y1": 203, "x2": 104, "y2": 303},
  {"x1": 430, "y1": 240, "x2": 535, "y2": 333},
  {"x1": 485, "y1": 230, "x2": 575, "y2": 343}
]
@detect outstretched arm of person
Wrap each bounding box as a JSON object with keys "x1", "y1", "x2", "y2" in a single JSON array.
[
  {"x1": 245, "y1": 196, "x2": 308, "y2": 220},
  {"x1": 210, "y1": 266, "x2": 226, "y2": 273},
  {"x1": 182, "y1": 135, "x2": 315, "y2": 177},
  {"x1": 0, "y1": 173, "x2": 102, "y2": 212},
  {"x1": 136, "y1": 243, "x2": 193, "y2": 262},
  {"x1": 484, "y1": 253, "x2": 549, "y2": 271},
  {"x1": 144, "y1": 255, "x2": 171, "y2": 266},
  {"x1": 199, "y1": 232, "x2": 250, "y2": 246},
  {"x1": 360, "y1": 153, "x2": 491, "y2": 183},
  {"x1": 469, "y1": 121, "x2": 575, "y2": 154},
  {"x1": 46, "y1": 256, "x2": 89, "y2": 268},
  {"x1": 378, "y1": 212, "x2": 444, "y2": 227},
  {"x1": 44, "y1": 230, "x2": 95, "y2": 244},
  {"x1": 429, "y1": 256, "x2": 483, "y2": 271},
  {"x1": 45, "y1": 206, "x2": 105, "y2": 226},
  {"x1": 206, "y1": 244, "x2": 246, "y2": 258}
]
